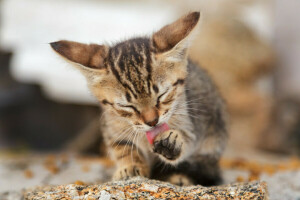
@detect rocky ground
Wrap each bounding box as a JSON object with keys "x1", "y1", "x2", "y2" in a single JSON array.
[
  {"x1": 0, "y1": 152, "x2": 299, "y2": 199},
  {"x1": 23, "y1": 177, "x2": 268, "y2": 199}
]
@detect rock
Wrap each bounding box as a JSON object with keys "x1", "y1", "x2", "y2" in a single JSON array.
[{"x1": 23, "y1": 177, "x2": 268, "y2": 199}]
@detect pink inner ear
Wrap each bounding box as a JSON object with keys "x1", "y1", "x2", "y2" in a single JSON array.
[{"x1": 146, "y1": 123, "x2": 169, "y2": 144}]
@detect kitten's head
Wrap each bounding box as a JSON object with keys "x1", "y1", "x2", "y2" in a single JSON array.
[{"x1": 50, "y1": 12, "x2": 200, "y2": 132}]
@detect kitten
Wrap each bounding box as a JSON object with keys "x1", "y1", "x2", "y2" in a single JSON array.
[{"x1": 50, "y1": 12, "x2": 228, "y2": 186}]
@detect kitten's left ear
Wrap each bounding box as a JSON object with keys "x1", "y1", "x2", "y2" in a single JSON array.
[
  {"x1": 152, "y1": 12, "x2": 200, "y2": 59},
  {"x1": 50, "y1": 40, "x2": 108, "y2": 70}
]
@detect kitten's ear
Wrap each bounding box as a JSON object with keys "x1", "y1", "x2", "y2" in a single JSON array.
[
  {"x1": 152, "y1": 12, "x2": 200, "y2": 58},
  {"x1": 50, "y1": 40, "x2": 108, "y2": 70}
]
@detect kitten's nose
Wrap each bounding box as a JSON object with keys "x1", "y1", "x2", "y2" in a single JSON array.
[
  {"x1": 141, "y1": 107, "x2": 159, "y2": 127},
  {"x1": 145, "y1": 118, "x2": 159, "y2": 127}
]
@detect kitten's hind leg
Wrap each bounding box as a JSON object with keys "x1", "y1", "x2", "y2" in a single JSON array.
[
  {"x1": 151, "y1": 158, "x2": 222, "y2": 186},
  {"x1": 186, "y1": 157, "x2": 223, "y2": 186},
  {"x1": 166, "y1": 174, "x2": 194, "y2": 186},
  {"x1": 151, "y1": 161, "x2": 194, "y2": 186}
]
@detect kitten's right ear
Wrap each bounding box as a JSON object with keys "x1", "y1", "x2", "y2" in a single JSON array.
[{"x1": 50, "y1": 40, "x2": 108, "y2": 70}]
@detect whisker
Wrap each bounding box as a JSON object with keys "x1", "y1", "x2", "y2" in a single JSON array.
[
  {"x1": 110, "y1": 125, "x2": 133, "y2": 147},
  {"x1": 184, "y1": 97, "x2": 205, "y2": 102},
  {"x1": 135, "y1": 131, "x2": 141, "y2": 158},
  {"x1": 174, "y1": 107, "x2": 208, "y2": 113},
  {"x1": 107, "y1": 126, "x2": 133, "y2": 158},
  {"x1": 178, "y1": 102, "x2": 204, "y2": 106},
  {"x1": 112, "y1": 128, "x2": 133, "y2": 152},
  {"x1": 121, "y1": 130, "x2": 135, "y2": 164},
  {"x1": 172, "y1": 112, "x2": 201, "y2": 119},
  {"x1": 173, "y1": 105, "x2": 209, "y2": 113},
  {"x1": 131, "y1": 130, "x2": 138, "y2": 164}
]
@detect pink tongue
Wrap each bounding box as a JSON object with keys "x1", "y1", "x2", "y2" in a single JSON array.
[{"x1": 146, "y1": 123, "x2": 169, "y2": 144}]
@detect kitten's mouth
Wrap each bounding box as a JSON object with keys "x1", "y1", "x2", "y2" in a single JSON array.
[{"x1": 145, "y1": 123, "x2": 169, "y2": 145}]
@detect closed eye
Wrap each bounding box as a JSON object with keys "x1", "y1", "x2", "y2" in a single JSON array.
[
  {"x1": 162, "y1": 89, "x2": 176, "y2": 105},
  {"x1": 162, "y1": 98, "x2": 174, "y2": 105},
  {"x1": 117, "y1": 104, "x2": 140, "y2": 114},
  {"x1": 156, "y1": 89, "x2": 169, "y2": 107},
  {"x1": 115, "y1": 109, "x2": 133, "y2": 117}
]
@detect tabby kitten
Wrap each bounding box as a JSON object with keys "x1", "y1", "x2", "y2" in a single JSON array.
[{"x1": 50, "y1": 12, "x2": 227, "y2": 186}]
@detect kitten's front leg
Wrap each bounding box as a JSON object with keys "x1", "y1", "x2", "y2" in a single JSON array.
[{"x1": 110, "y1": 141, "x2": 150, "y2": 181}]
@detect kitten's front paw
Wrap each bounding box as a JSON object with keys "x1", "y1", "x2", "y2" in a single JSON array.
[
  {"x1": 153, "y1": 130, "x2": 183, "y2": 160},
  {"x1": 112, "y1": 164, "x2": 149, "y2": 181}
]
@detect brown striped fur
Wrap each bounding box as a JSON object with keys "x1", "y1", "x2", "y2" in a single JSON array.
[{"x1": 50, "y1": 12, "x2": 227, "y2": 186}]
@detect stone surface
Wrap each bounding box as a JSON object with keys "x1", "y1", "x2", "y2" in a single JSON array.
[{"x1": 21, "y1": 177, "x2": 267, "y2": 200}]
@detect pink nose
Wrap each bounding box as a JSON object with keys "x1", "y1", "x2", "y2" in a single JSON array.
[
  {"x1": 141, "y1": 107, "x2": 159, "y2": 127},
  {"x1": 145, "y1": 118, "x2": 159, "y2": 127}
]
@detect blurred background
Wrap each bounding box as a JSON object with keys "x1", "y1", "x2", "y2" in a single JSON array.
[{"x1": 1, "y1": 0, "x2": 300, "y2": 188}]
